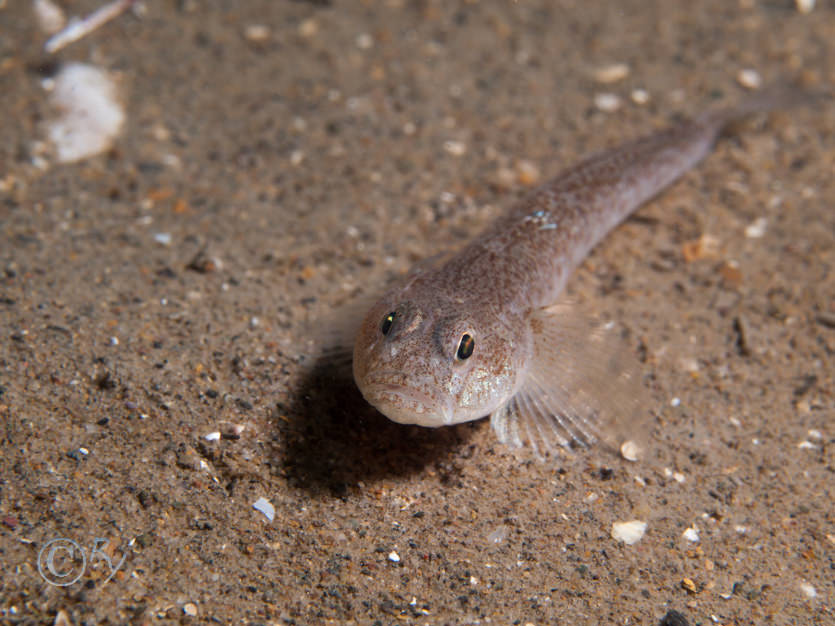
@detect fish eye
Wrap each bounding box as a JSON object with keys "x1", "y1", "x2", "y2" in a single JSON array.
[
  {"x1": 456, "y1": 333, "x2": 474, "y2": 360},
  {"x1": 381, "y1": 312, "x2": 396, "y2": 335}
]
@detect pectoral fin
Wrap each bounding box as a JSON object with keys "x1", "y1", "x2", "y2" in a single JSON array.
[{"x1": 490, "y1": 303, "x2": 648, "y2": 459}]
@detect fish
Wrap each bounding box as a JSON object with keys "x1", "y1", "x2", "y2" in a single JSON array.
[{"x1": 350, "y1": 88, "x2": 808, "y2": 457}]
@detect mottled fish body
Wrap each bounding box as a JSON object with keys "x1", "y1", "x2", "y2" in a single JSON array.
[{"x1": 351, "y1": 91, "x2": 802, "y2": 455}]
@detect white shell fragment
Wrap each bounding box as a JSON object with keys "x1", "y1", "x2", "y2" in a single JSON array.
[
  {"x1": 796, "y1": 0, "x2": 815, "y2": 14},
  {"x1": 45, "y1": 0, "x2": 136, "y2": 54},
  {"x1": 594, "y1": 93, "x2": 622, "y2": 113},
  {"x1": 737, "y1": 69, "x2": 762, "y2": 90},
  {"x1": 593, "y1": 63, "x2": 630, "y2": 84},
  {"x1": 799, "y1": 582, "x2": 817, "y2": 599},
  {"x1": 34, "y1": 0, "x2": 67, "y2": 35},
  {"x1": 444, "y1": 140, "x2": 467, "y2": 156},
  {"x1": 611, "y1": 520, "x2": 647, "y2": 545},
  {"x1": 252, "y1": 497, "x2": 275, "y2": 522},
  {"x1": 682, "y1": 526, "x2": 700, "y2": 542},
  {"x1": 630, "y1": 88, "x2": 650, "y2": 105},
  {"x1": 388, "y1": 551, "x2": 401, "y2": 563},
  {"x1": 46, "y1": 63, "x2": 125, "y2": 163},
  {"x1": 244, "y1": 24, "x2": 270, "y2": 42},
  {"x1": 203, "y1": 431, "x2": 221, "y2": 442},
  {"x1": 744, "y1": 217, "x2": 768, "y2": 238},
  {"x1": 620, "y1": 440, "x2": 640, "y2": 462}
]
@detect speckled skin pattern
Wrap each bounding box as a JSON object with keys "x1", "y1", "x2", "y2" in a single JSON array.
[{"x1": 353, "y1": 106, "x2": 740, "y2": 428}]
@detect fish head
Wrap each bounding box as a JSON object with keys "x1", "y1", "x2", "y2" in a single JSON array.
[{"x1": 352, "y1": 284, "x2": 529, "y2": 427}]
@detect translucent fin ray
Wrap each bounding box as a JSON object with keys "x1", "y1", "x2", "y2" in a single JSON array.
[{"x1": 490, "y1": 302, "x2": 648, "y2": 459}]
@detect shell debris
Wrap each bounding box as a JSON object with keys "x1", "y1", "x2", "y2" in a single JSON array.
[
  {"x1": 34, "y1": 0, "x2": 66, "y2": 34},
  {"x1": 594, "y1": 93, "x2": 622, "y2": 113},
  {"x1": 620, "y1": 440, "x2": 640, "y2": 462},
  {"x1": 744, "y1": 217, "x2": 768, "y2": 238},
  {"x1": 46, "y1": 63, "x2": 125, "y2": 163},
  {"x1": 795, "y1": 0, "x2": 815, "y2": 14},
  {"x1": 682, "y1": 526, "x2": 700, "y2": 543},
  {"x1": 737, "y1": 69, "x2": 762, "y2": 90},
  {"x1": 593, "y1": 63, "x2": 630, "y2": 84},
  {"x1": 252, "y1": 497, "x2": 275, "y2": 522},
  {"x1": 799, "y1": 582, "x2": 817, "y2": 599},
  {"x1": 611, "y1": 520, "x2": 647, "y2": 545}
]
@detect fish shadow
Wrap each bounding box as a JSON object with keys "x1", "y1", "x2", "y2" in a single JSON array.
[{"x1": 278, "y1": 354, "x2": 479, "y2": 496}]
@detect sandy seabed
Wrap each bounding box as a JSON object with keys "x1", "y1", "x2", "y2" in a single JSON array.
[{"x1": 1, "y1": 1, "x2": 833, "y2": 624}]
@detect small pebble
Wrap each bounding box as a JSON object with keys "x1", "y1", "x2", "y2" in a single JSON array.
[
  {"x1": 620, "y1": 440, "x2": 640, "y2": 462},
  {"x1": 678, "y1": 357, "x2": 700, "y2": 373},
  {"x1": 737, "y1": 69, "x2": 762, "y2": 90},
  {"x1": 815, "y1": 312, "x2": 835, "y2": 329},
  {"x1": 153, "y1": 232, "x2": 172, "y2": 246},
  {"x1": 611, "y1": 520, "x2": 647, "y2": 545},
  {"x1": 682, "y1": 526, "x2": 699, "y2": 542},
  {"x1": 34, "y1": 0, "x2": 66, "y2": 35},
  {"x1": 53, "y1": 610, "x2": 72, "y2": 626},
  {"x1": 659, "y1": 610, "x2": 690, "y2": 626},
  {"x1": 516, "y1": 160, "x2": 541, "y2": 185},
  {"x1": 594, "y1": 93, "x2": 622, "y2": 113},
  {"x1": 151, "y1": 123, "x2": 170, "y2": 141},
  {"x1": 671, "y1": 397, "x2": 681, "y2": 407},
  {"x1": 681, "y1": 577, "x2": 698, "y2": 594},
  {"x1": 47, "y1": 63, "x2": 125, "y2": 163},
  {"x1": 244, "y1": 24, "x2": 270, "y2": 42},
  {"x1": 443, "y1": 140, "x2": 467, "y2": 156},
  {"x1": 183, "y1": 602, "x2": 198, "y2": 617},
  {"x1": 681, "y1": 233, "x2": 720, "y2": 262},
  {"x1": 388, "y1": 550, "x2": 401, "y2": 563},
  {"x1": 203, "y1": 431, "x2": 220, "y2": 442},
  {"x1": 631, "y1": 88, "x2": 650, "y2": 105},
  {"x1": 253, "y1": 497, "x2": 275, "y2": 522},
  {"x1": 593, "y1": 63, "x2": 630, "y2": 84},
  {"x1": 298, "y1": 18, "x2": 318, "y2": 38},
  {"x1": 795, "y1": 0, "x2": 815, "y2": 14},
  {"x1": 799, "y1": 582, "x2": 817, "y2": 599},
  {"x1": 744, "y1": 217, "x2": 768, "y2": 238},
  {"x1": 356, "y1": 33, "x2": 373, "y2": 50}
]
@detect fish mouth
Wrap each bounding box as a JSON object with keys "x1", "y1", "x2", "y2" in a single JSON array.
[{"x1": 359, "y1": 380, "x2": 454, "y2": 427}]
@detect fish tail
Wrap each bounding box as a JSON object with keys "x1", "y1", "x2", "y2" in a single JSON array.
[{"x1": 698, "y1": 83, "x2": 828, "y2": 130}]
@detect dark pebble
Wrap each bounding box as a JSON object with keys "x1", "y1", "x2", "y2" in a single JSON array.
[{"x1": 659, "y1": 610, "x2": 689, "y2": 626}]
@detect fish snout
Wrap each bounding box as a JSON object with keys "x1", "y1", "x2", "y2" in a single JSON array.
[{"x1": 357, "y1": 371, "x2": 455, "y2": 427}]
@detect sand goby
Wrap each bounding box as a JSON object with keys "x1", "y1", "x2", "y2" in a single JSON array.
[{"x1": 352, "y1": 91, "x2": 798, "y2": 455}]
